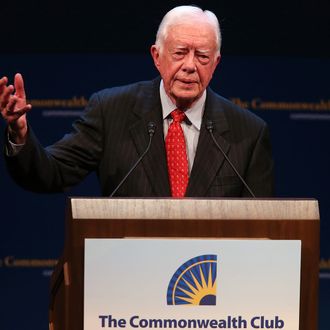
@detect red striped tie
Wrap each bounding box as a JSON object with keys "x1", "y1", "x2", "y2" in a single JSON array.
[{"x1": 165, "y1": 109, "x2": 189, "y2": 197}]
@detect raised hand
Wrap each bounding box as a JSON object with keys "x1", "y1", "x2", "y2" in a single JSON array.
[{"x1": 0, "y1": 73, "x2": 32, "y2": 143}]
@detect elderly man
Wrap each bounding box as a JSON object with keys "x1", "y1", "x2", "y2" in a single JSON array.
[{"x1": 0, "y1": 5, "x2": 274, "y2": 197}]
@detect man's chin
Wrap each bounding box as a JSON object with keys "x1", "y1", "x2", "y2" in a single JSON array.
[{"x1": 172, "y1": 94, "x2": 199, "y2": 109}]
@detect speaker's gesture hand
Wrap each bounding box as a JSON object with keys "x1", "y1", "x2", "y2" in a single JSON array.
[{"x1": 0, "y1": 73, "x2": 32, "y2": 143}]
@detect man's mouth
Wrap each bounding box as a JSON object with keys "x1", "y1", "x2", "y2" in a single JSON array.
[{"x1": 176, "y1": 79, "x2": 197, "y2": 85}]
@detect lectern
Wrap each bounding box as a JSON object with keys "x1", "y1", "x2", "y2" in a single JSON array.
[{"x1": 49, "y1": 198, "x2": 319, "y2": 330}]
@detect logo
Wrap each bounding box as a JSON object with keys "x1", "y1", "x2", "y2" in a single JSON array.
[{"x1": 167, "y1": 254, "x2": 217, "y2": 306}]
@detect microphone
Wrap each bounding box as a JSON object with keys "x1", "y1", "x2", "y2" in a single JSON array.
[
  {"x1": 109, "y1": 122, "x2": 156, "y2": 197},
  {"x1": 205, "y1": 120, "x2": 255, "y2": 198}
]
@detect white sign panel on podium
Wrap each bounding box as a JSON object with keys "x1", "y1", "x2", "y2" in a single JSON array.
[{"x1": 84, "y1": 239, "x2": 301, "y2": 330}]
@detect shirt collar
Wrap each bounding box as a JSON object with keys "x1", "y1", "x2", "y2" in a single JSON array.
[{"x1": 160, "y1": 80, "x2": 206, "y2": 130}]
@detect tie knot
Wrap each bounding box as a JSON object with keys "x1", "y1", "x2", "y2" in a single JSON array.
[{"x1": 171, "y1": 109, "x2": 185, "y2": 123}]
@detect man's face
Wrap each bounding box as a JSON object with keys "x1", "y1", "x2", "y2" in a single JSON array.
[{"x1": 151, "y1": 20, "x2": 220, "y2": 109}]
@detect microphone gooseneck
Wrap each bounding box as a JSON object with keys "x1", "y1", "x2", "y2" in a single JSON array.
[
  {"x1": 109, "y1": 122, "x2": 156, "y2": 197},
  {"x1": 206, "y1": 120, "x2": 256, "y2": 198}
]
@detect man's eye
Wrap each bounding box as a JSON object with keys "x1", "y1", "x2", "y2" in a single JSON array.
[{"x1": 198, "y1": 55, "x2": 210, "y2": 63}]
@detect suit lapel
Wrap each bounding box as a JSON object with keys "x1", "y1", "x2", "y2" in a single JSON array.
[
  {"x1": 128, "y1": 79, "x2": 171, "y2": 196},
  {"x1": 186, "y1": 89, "x2": 230, "y2": 197}
]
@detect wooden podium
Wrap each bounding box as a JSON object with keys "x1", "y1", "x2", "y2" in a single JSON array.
[{"x1": 49, "y1": 198, "x2": 320, "y2": 330}]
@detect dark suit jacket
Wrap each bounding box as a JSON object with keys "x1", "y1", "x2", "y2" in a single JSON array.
[{"x1": 6, "y1": 77, "x2": 274, "y2": 197}]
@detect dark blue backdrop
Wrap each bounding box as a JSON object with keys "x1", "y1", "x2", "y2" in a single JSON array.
[{"x1": 0, "y1": 53, "x2": 329, "y2": 329}]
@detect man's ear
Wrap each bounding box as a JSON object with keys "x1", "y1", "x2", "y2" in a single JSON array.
[
  {"x1": 216, "y1": 54, "x2": 221, "y2": 66},
  {"x1": 211, "y1": 54, "x2": 221, "y2": 73},
  {"x1": 150, "y1": 45, "x2": 161, "y2": 69}
]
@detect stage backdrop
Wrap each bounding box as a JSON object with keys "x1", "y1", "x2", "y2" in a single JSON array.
[{"x1": 0, "y1": 54, "x2": 329, "y2": 330}]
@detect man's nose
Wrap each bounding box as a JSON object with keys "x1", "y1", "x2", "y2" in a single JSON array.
[{"x1": 182, "y1": 53, "x2": 196, "y2": 73}]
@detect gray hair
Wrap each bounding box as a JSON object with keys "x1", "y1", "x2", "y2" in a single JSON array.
[{"x1": 155, "y1": 6, "x2": 222, "y2": 53}]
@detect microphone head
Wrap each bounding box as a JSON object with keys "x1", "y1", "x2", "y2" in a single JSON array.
[
  {"x1": 147, "y1": 122, "x2": 156, "y2": 135},
  {"x1": 205, "y1": 120, "x2": 214, "y2": 132}
]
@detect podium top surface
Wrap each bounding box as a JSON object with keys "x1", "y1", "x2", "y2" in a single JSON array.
[{"x1": 68, "y1": 198, "x2": 319, "y2": 221}]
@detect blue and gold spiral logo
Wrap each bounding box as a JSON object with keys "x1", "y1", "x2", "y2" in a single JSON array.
[{"x1": 167, "y1": 254, "x2": 217, "y2": 306}]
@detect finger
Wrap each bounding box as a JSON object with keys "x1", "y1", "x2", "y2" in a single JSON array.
[
  {"x1": 0, "y1": 76, "x2": 8, "y2": 93},
  {"x1": 6, "y1": 95, "x2": 18, "y2": 113},
  {"x1": 0, "y1": 85, "x2": 14, "y2": 109},
  {"x1": 6, "y1": 103, "x2": 32, "y2": 118},
  {"x1": 13, "y1": 104, "x2": 32, "y2": 117},
  {"x1": 14, "y1": 73, "x2": 26, "y2": 99}
]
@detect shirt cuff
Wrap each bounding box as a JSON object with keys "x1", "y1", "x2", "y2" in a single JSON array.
[{"x1": 6, "y1": 132, "x2": 25, "y2": 156}]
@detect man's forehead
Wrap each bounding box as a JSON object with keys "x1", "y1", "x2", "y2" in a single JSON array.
[{"x1": 167, "y1": 35, "x2": 216, "y2": 51}]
